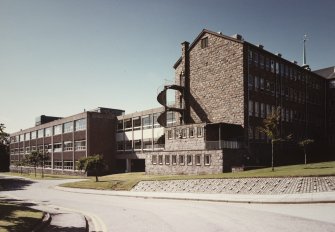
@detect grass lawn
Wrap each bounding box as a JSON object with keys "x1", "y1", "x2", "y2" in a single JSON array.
[
  {"x1": 1, "y1": 172, "x2": 87, "y2": 180},
  {"x1": 60, "y1": 161, "x2": 335, "y2": 191},
  {"x1": 0, "y1": 197, "x2": 43, "y2": 232}
]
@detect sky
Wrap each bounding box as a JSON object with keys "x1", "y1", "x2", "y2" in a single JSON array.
[{"x1": 1, "y1": 0, "x2": 334, "y2": 133}]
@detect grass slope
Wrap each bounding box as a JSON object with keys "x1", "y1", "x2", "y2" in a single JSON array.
[
  {"x1": 1, "y1": 172, "x2": 86, "y2": 180},
  {"x1": 61, "y1": 161, "x2": 335, "y2": 191},
  {"x1": 0, "y1": 198, "x2": 43, "y2": 232}
]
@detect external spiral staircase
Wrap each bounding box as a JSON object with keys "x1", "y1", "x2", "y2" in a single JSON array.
[{"x1": 156, "y1": 84, "x2": 185, "y2": 127}]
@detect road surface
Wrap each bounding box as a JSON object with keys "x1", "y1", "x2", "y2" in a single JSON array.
[{"x1": 1, "y1": 176, "x2": 335, "y2": 232}]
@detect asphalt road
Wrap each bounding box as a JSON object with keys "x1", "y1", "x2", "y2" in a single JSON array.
[{"x1": 1, "y1": 176, "x2": 335, "y2": 232}]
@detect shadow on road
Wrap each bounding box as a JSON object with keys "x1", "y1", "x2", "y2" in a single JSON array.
[{"x1": 0, "y1": 176, "x2": 34, "y2": 191}]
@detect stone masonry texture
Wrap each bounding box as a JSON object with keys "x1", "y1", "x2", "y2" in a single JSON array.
[{"x1": 132, "y1": 176, "x2": 335, "y2": 195}]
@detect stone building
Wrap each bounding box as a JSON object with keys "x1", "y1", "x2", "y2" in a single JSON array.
[{"x1": 9, "y1": 29, "x2": 334, "y2": 175}]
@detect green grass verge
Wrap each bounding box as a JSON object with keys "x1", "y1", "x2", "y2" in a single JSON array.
[
  {"x1": 1, "y1": 172, "x2": 86, "y2": 180},
  {"x1": 60, "y1": 161, "x2": 335, "y2": 191},
  {"x1": 0, "y1": 197, "x2": 43, "y2": 232}
]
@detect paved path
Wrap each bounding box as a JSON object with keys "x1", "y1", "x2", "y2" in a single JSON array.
[{"x1": 1, "y1": 175, "x2": 335, "y2": 232}]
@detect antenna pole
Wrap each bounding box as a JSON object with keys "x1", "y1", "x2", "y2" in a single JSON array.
[{"x1": 303, "y1": 34, "x2": 307, "y2": 66}]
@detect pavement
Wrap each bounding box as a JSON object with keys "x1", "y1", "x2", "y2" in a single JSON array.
[{"x1": 2, "y1": 174, "x2": 335, "y2": 231}]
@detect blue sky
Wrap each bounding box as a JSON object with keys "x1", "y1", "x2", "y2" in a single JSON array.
[{"x1": 1, "y1": 0, "x2": 334, "y2": 133}]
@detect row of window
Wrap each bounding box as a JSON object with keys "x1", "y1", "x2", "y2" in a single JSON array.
[
  {"x1": 167, "y1": 127, "x2": 204, "y2": 140},
  {"x1": 10, "y1": 140, "x2": 86, "y2": 154},
  {"x1": 248, "y1": 75, "x2": 322, "y2": 105},
  {"x1": 11, "y1": 119, "x2": 87, "y2": 143},
  {"x1": 117, "y1": 139, "x2": 163, "y2": 151},
  {"x1": 152, "y1": 154, "x2": 211, "y2": 166},
  {"x1": 248, "y1": 50, "x2": 322, "y2": 90},
  {"x1": 118, "y1": 113, "x2": 164, "y2": 131}
]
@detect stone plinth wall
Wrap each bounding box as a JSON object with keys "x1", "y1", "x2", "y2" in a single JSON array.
[{"x1": 132, "y1": 176, "x2": 335, "y2": 195}]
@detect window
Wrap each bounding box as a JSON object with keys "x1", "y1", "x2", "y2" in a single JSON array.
[
  {"x1": 63, "y1": 161, "x2": 73, "y2": 170},
  {"x1": 260, "y1": 55, "x2": 264, "y2": 69},
  {"x1": 54, "y1": 161, "x2": 62, "y2": 169},
  {"x1": 276, "y1": 62, "x2": 280, "y2": 74},
  {"x1": 181, "y1": 128, "x2": 187, "y2": 138},
  {"x1": 19, "y1": 147, "x2": 24, "y2": 154},
  {"x1": 31, "y1": 131, "x2": 37, "y2": 140},
  {"x1": 260, "y1": 78, "x2": 264, "y2": 90},
  {"x1": 75, "y1": 140, "x2": 86, "y2": 151},
  {"x1": 172, "y1": 155, "x2": 177, "y2": 165},
  {"x1": 158, "y1": 155, "x2": 163, "y2": 165},
  {"x1": 265, "y1": 58, "x2": 270, "y2": 71},
  {"x1": 204, "y1": 155, "x2": 211, "y2": 166},
  {"x1": 330, "y1": 80, "x2": 335, "y2": 88},
  {"x1": 44, "y1": 144, "x2": 52, "y2": 153},
  {"x1": 152, "y1": 155, "x2": 157, "y2": 165},
  {"x1": 167, "y1": 112, "x2": 176, "y2": 127},
  {"x1": 248, "y1": 74, "x2": 254, "y2": 90},
  {"x1": 64, "y1": 122, "x2": 73, "y2": 133},
  {"x1": 53, "y1": 125, "x2": 62, "y2": 135},
  {"x1": 143, "y1": 139, "x2": 152, "y2": 150},
  {"x1": 260, "y1": 103, "x2": 265, "y2": 118},
  {"x1": 167, "y1": 130, "x2": 172, "y2": 139},
  {"x1": 117, "y1": 120, "x2": 124, "y2": 131},
  {"x1": 195, "y1": 155, "x2": 201, "y2": 166},
  {"x1": 25, "y1": 147, "x2": 30, "y2": 154},
  {"x1": 153, "y1": 113, "x2": 161, "y2": 128},
  {"x1": 134, "y1": 140, "x2": 141, "y2": 150},
  {"x1": 165, "y1": 155, "x2": 170, "y2": 165},
  {"x1": 53, "y1": 143, "x2": 62, "y2": 152},
  {"x1": 248, "y1": 50, "x2": 253, "y2": 64},
  {"x1": 63, "y1": 141, "x2": 73, "y2": 151},
  {"x1": 75, "y1": 119, "x2": 86, "y2": 131},
  {"x1": 142, "y1": 115, "x2": 152, "y2": 129},
  {"x1": 125, "y1": 140, "x2": 132, "y2": 150},
  {"x1": 189, "y1": 128, "x2": 194, "y2": 137},
  {"x1": 254, "y1": 102, "x2": 259, "y2": 117},
  {"x1": 38, "y1": 129, "x2": 44, "y2": 138},
  {"x1": 266, "y1": 104, "x2": 271, "y2": 116},
  {"x1": 197, "y1": 127, "x2": 203, "y2": 137},
  {"x1": 179, "y1": 155, "x2": 185, "y2": 165},
  {"x1": 44, "y1": 127, "x2": 52, "y2": 137},
  {"x1": 201, "y1": 37, "x2": 208, "y2": 48},
  {"x1": 25, "y1": 132, "x2": 30, "y2": 141},
  {"x1": 15, "y1": 135, "x2": 19, "y2": 142},
  {"x1": 117, "y1": 141, "x2": 124, "y2": 151},
  {"x1": 248, "y1": 100, "x2": 253, "y2": 116},
  {"x1": 187, "y1": 155, "x2": 193, "y2": 165},
  {"x1": 254, "y1": 76, "x2": 259, "y2": 91},
  {"x1": 124, "y1": 119, "x2": 132, "y2": 131},
  {"x1": 19, "y1": 134, "x2": 24, "y2": 141},
  {"x1": 270, "y1": 60, "x2": 275, "y2": 72},
  {"x1": 253, "y1": 52, "x2": 258, "y2": 66},
  {"x1": 31, "y1": 146, "x2": 36, "y2": 152},
  {"x1": 133, "y1": 117, "x2": 141, "y2": 130}
]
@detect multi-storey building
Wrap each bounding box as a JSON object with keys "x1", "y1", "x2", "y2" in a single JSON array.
[
  {"x1": 9, "y1": 107, "x2": 123, "y2": 174},
  {"x1": 9, "y1": 29, "x2": 334, "y2": 175}
]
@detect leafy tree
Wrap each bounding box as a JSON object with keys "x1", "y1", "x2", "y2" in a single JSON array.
[
  {"x1": 15, "y1": 159, "x2": 27, "y2": 175},
  {"x1": 298, "y1": 139, "x2": 314, "y2": 165},
  {"x1": 39, "y1": 151, "x2": 50, "y2": 178},
  {"x1": 77, "y1": 154, "x2": 105, "y2": 182},
  {"x1": 26, "y1": 151, "x2": 40, "y2": 177},
  {"x1": 0, "y1": 123, "x2": 10, "y2": 171},
  {"x1": 258, "y1": 107, "x2": 292, "y2": 172}
]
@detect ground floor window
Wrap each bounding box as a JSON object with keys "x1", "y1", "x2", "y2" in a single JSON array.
[
  {"x1": 53, "y1": 161, "x2": 62, "y2": 169},
  {"x1": 44, "y1": 161, "x2": 51, "y2": 168},
  {"x1": 204, "y1": 154, "x2": 211, "y2": 166},
  {"x1": 179, "y1": 155, "x2": 185, "y2": 165},
  {"x1": 63, "y1": 161, "x2": 73, "y2": 170},
  {"x1": 195, "y1": 155, "x2": 201, "y2": 166},
  {"x1": 158, "y1": 155, "x2": 163, "y2": 165},
  {"x1": 172, "y1": 155, "x2": 177, "y2": 165},
  {"x1": 187, "y1": 155, "x2": 192, "y2": 165},
  {"x1": 152, "y1": 155, "x2": 157, "y2": 165},
  {"x1": 165, "y1": 155, "x2": 170, "y2": 165}
]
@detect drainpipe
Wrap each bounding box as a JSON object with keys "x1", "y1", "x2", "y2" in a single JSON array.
[{"x1": 181, "y1": 41, "x2": 189, "y2": 124}]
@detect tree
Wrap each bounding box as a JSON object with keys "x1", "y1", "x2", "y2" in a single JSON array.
[
  {"x1": 39, "y1": 151, "x2": 50, "y2": 178},
  {"x1": 298, "y1": 139, "x2": 314, "y2": 165},
  {"x1": 258, "y1": 107, "x2": 292, "y2": 172},
  {"x1": 26, "y1": 151, "x2": 40, "y2": 177},
  {"x1": 0, "y1": 123, "x2": 10, "y2": 171},
  {"x1": 77, "y1": 154, "x2": 105, "y2": 182}
]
